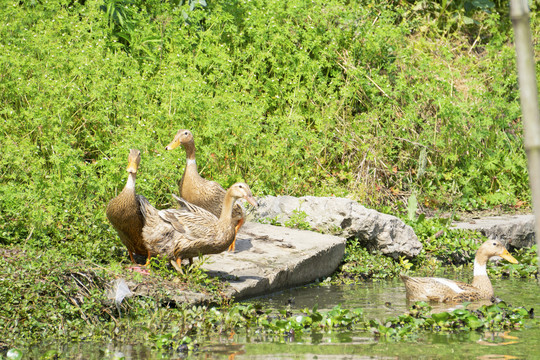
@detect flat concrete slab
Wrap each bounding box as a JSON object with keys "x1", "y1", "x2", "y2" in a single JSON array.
[{"x1": 201, "y1": 222, "x2": 346, "y2": 300}]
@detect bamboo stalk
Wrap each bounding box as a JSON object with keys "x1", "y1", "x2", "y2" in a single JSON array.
[{"x1": 509, "y1": 0, "x2": 540, "y2": 279}]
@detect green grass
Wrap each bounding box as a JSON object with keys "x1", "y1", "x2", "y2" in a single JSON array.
[{"x1": 0, "y1": 245, "x2": 228, "y2": 348}]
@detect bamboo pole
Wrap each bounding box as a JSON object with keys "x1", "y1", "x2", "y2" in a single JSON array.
[{"x1": 509, "y1": 0, "x2": 540, "y2": 279}]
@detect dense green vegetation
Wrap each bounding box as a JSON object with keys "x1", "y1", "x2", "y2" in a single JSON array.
[
  {"x1": 0, "y1": 0, "x2": 539, "y2": 355},
  {"x1": 1, "y1": 0, "x2": 538, "y2": 260},
  {"x1": 1, "y1": 219, "x2": 536, "y2": 350}
]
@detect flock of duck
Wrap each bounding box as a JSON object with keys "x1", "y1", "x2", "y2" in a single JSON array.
[
  {"x1": 105, "y1": 129, "x2": 519, "y2": 303},
  {"x1": 106, "y1": 129, "x2": 258, "y2": 272}
]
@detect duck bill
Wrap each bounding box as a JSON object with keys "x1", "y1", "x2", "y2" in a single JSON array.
[
  {"x1": 165, "y1": 138, "x2": 180, "y2": 151},
  {"x1": 126, "y1": 159, "x2": 138, "y2": 174},
  {"x1": 244, "y1": 195, "x2": 259, "y2": 208},
  {"x1": 499, "y1": 248, "x2": 518, "y2": 264}
]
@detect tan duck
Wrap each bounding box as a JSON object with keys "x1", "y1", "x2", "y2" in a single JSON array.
[
  {"x1": 106, "y1": 149, "x2": 151, "y2": 265},
  {"x1": 165, "y1": 129, "x2": 245, "y2": 251},
  {"x1": 400, "y1": 240, "x2": 518, "y2": 303},
  {"x1": 138, "y1": 182, "x2": 258, "y2": 269}
]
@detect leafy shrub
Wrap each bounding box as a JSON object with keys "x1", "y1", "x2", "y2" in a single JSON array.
[
  {"x1": 340, "y1": 243, "x2": 408, "y2": 281},
  {"x1": 0, "y1": 0, "x2": 537, "y2": 265}
]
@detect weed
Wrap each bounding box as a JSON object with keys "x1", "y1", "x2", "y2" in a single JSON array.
[
  {"x1": 371, "y1": 301, "x2": 535, "y2": 341},
  {"x1": 0, "y1": 1, "x2": 534, "y2": 267},
  {"x1": 284, "y1": 209, "x2": 312, "y2": 231}
]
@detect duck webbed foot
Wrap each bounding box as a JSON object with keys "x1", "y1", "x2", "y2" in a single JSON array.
[
  {"x1": 126, "y1": 250, "x2": 151, "y2": 275},
  {"x1": 143, "y1": 250, "x2": 152, "y2": 267}
]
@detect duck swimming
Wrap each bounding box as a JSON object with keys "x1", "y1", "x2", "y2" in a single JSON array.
[{"x1": 400, "y1": 240, "x2": 518, "y2": 303}]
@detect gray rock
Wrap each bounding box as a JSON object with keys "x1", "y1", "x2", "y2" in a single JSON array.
[
  {"x1": 250, "y1": 195, "x2": 422, "y2": 258},
  {"x1": 202, "y1": 222, "x2": 346, "y2": 300},
  {"x1": 452, "y1": 214, "x2": 535, "y2": 249}
]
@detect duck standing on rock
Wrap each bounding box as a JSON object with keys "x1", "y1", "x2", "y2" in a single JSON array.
[
  {"x1": 106, "y1": 149, "x2": 151, "y2": 269},
  {"x1": 139, "y1": 182, "x2": 258, "y2": 271},
  {"x1": 165, "y1": 129, "x2": 246, "y2": 252},
  {"x1": 400, "y1": 240, "x2": 518, "y2": 303}
]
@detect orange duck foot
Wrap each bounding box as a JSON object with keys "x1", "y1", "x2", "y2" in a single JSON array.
[
  {"x1": 228, "y1": 218, "x2": 245, "y2": 252},
  {"x1": 171, "y1": 258, "x2": 184, "y2": 273}
]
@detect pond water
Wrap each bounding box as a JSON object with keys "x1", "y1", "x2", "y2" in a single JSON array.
[
  {"x1": 234, "y1": 277, "x2": 540, "y2": 359},
  {"x1": 245, "y1": 277, "x2": 540, "y2": 319},
  {"x1": 21, "y1": 278, "x2": 540, "y2": 359}
]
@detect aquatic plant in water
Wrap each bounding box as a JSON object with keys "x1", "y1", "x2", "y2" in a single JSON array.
[
  {"x1": 144, "y1": 301, "x2": 535, "y2": 355},
  {"x1": 370, "y1": 301, "x2": 535, "y2": 341},
  {"x1": 2, "y1": 299, "x2": 535, "y2": 358}
]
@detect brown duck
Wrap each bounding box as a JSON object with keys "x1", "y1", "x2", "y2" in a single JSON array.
[
  {"x1": 400, "y1": 240, "x2": 518, "y2": 303},
  {"x1": 106, "y1": 149, "x2": 151, "y2": 265},
  {"x1": 165, "y1": 129, "x2": 245, "y2": 251},
  {"x1": 139, "y1": 182, "x2": 258, "y2": 269}
]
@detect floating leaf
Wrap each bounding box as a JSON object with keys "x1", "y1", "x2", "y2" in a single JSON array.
[
  {"x1": 466, "y1": 316, "x2": 484, "y2": 330},
  {"x1": 431, "y1": 312, "x2": 450, "y2": 323}
]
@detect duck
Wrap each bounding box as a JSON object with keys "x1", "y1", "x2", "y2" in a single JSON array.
[
  {"x1": 165, "y1": 129, "x2": 246, "y2": 251},
  {"x1": 400, "y1": 240, "x2": 518, "y2": 303},
  {"x1": 106, "y1": 149, "x2": 151, "y2": 267},
  {"x1": 139, "y1": 182, "x2": 258, "y2": 269}
]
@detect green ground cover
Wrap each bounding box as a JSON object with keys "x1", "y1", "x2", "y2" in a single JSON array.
[{"x1": 0, "y1": 0, "x2": 539, "y2": 354}]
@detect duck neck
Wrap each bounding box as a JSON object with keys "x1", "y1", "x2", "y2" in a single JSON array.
[
  {"x1": 125, "y1": 172, "x2": 136, "y2": 191},
  {"x1": 183, "y1": 140, "x2": 198, "y2": 172},
  {"x1": 473, "y1": 258, "x2": 487, "y2": 277},
  {"x1": 471, "y1": 257, "x2": 493, "y2": 296},
  {"x1": 218, "y1": 191, "x2": 236, "y2": 225},
  {"x1": 115, "y1": 172, "x2": 137, "y2": 212}
]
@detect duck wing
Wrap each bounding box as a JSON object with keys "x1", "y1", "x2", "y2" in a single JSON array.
[
  {"x1": 157, "y1": 207, "x2": 216, "y2": 239},
  {"x1": 137, "y1": 195, "x2": 156, "y2": 221},
  {"x1": 401, "y1": 275, "x2": 478, "y2": 302},
  {"x1": 171, "y1": 193, "x2": 218, "y2": 221}
]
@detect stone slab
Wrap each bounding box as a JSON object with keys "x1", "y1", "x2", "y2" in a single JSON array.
[
  {"x1": 201, "y1": 222, "x2": 346, "y2": 300},
  {"x1": 452, "y1": 214, "x2": 535, "y2": 249}
]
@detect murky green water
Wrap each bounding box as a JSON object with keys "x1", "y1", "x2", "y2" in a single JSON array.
[
  {"x1": 246, "y1": 277, "x2": 540, "y2": 319},
  {"x1": 21, "y1": 278, "x2": 539, "y2": 359},
  {"x1": 235, "y1": 278, "x2": 540, "y2": 359}
]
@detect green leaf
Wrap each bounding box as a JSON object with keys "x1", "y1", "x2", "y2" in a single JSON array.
[
  {"x1": 463, "y1": 16, "x2": 474, "y2": 25},
  {"x1": 466, "y1": 316, "x2": 483, "y2": 330},
  {"x1": 7, "y1": 349, "x2": 23, "y2": 360},
  {"x1": 431, "y1": 312, "x2": 450, "y2": 323},
  {"x1": 407, "y1": 193, "x2": 418, "y2": 221}
]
